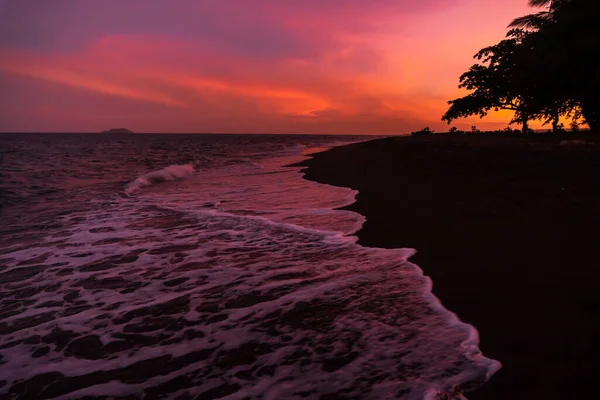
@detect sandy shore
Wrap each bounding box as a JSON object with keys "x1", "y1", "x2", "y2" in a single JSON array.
[{"x1": 297, "y1": 133, "x2": 600, "y2": 399}]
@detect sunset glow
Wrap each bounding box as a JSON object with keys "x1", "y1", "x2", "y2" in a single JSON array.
[{"x1": 0, "y1": 0, "x2": 537, "y2": 133}]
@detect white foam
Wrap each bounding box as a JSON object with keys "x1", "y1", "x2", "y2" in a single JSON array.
[{"x1": 124, "y1": 163, "x2": 195, "y2": 195}]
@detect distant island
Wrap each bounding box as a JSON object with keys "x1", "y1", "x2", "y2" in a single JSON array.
[{"x1": 101, "y1": 128, "x2": 134, "y2": 134}]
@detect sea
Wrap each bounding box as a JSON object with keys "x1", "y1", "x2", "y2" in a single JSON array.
[{"x1": 0, "y1": 133, "x2": 500, "y2": 400}]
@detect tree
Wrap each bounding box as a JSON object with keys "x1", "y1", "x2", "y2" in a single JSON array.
[
  {"x1": 442, "y1": 30, "x2": 537, "y2": 132},
  {"x1": 443, "y1": 22, "x2": 586, "y2": 133},
  {"x1": 412, "y1": 127, "x2": 434, "y2": 136},
  {"x1": 444, "y1": 0, "x2": 598, "y2": 132},
  {"x1": 555, "y1": 0, "x2": 600, "y2": 130},
  {"x1": 509, "y1": 0, "x2": 561, "y2": 30},
  {"x1": 510, "y1": 0, "x2": 599, "y2": 130}
]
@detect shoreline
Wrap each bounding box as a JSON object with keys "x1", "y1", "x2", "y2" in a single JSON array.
[{"x1": 296, "y1": 133, "x2": 600, "y2": 399}]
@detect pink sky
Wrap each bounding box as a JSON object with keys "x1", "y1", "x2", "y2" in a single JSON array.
[{"x1": 0, "y1": 0, "x2": 537, "y2": 134}]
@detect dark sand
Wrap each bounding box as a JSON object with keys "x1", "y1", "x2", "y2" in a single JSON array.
[{"x1": 298, "y1": 133, "x2": 600, "y2": 399}]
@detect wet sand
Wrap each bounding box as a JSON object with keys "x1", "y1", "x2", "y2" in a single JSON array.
[{"x1": 297, "y1": 133, "x2": 600, "y2": 399}]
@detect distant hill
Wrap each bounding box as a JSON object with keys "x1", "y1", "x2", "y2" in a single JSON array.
[{"x1": 101, "y1": 128, "x2": 134, "y2": 134}]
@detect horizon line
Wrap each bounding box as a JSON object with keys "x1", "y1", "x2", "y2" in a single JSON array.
[{"x1": 0, "y1": 131, "x2": 402, "y2": 136}]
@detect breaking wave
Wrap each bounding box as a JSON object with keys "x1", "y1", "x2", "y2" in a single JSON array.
[{"x1": 124, "y1": 164, "x2": 196, "y2": 195}]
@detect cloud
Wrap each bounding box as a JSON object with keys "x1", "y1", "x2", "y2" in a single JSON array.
[
  {"x1": 0, "y1": 0, "x2": 536, "y2": 133},
  {"x1": 0, "y1": 0, "x2": 463, "y2": 55}
]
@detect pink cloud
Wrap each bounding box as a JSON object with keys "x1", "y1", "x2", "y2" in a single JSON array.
[{"x1": 0, "y1": 0, "x2": 539, "y2": 133}]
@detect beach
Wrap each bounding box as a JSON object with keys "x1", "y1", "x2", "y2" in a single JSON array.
[{"x1": 298, "y1": 133, "x2": 600, "y2": 399}]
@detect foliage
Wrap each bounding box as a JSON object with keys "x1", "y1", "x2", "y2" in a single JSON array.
[
  {"x1": 442, "y1": 0, "x2": 599, "y2": 132},
  {"x1": 448, "y1": 126, "x2": 464, "y2": 135},
  {"x1": 442, "y1": 29, "x2": 539, "y2": 132},
  {"x1": 411, "y1": 127, "x2": 434, "y2": 136},
  {"x1": 571, "y1": 121, "x2": 580, "y2": 132}
]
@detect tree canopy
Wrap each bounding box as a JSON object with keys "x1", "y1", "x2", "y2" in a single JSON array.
[{"x1": 443, "y1": 0, "x2": 599, "y2": 132}]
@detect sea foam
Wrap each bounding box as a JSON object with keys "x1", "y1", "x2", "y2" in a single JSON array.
[{"x1": 124, "y1": 163, "x2": 195, "y2": 195}]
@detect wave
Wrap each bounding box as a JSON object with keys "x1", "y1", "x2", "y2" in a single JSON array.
[
  {"x1": 0, "y1": 199, "x2": 498, "y2": 399},
  {"x1": 0, "y1": 136, "x2": 500, "y2": 398},
  {"x1": 124, "y1": 163, "x2": 195, "y2": 195}
]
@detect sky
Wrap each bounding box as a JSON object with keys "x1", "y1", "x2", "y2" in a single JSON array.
[{"x1": 0, "y1": 0, "x2": 538, "y2": 134}]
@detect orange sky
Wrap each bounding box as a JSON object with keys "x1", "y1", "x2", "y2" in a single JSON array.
[{"x1": 0, "y1": 0, "x2": 540, "y2": 134}]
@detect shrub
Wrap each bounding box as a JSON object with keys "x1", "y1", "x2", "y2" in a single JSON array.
[
  {"x1": 412, "y1": 127, "x2": 434, "y2": 136},
  {"x1": 570, "y1": 121, "x2": 580, "y2": 132},
  {"x1": 448, "y1": 126, "x2": 464, "y2": 135}
]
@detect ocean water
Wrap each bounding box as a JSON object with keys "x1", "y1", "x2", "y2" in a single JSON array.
[{"x1": 0, "y1": 133, "x2": 499, "y2": 400}]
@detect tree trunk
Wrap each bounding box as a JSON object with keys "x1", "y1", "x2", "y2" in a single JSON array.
[
  {"x1": 579, "y1": 70, "x2": 599, "y2": 130},
  {"x1": 580, "y1": 98, "x2": 598, "y2": 132},
  {"x1": 552, "y1": 108, "x2": 560, "y2": 133},
  {"x1": 522, "y1": 113, "x2": 530, "y2": 133}
]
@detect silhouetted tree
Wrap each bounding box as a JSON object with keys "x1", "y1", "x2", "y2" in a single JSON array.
[
  {"x1": 554, "y1": 0, "x2": 599, "y2": 130},
  {"x1": 510, "y1": 0, "x2": 599, "y2": 130},
  {"x1": 509, "y1": 0, "x2": 559, "y2": 30},
  {"x1": 444, "y1": 0, "x2": 599, "y2": 131},
  {"x1": 412, "y1": 127, "x2": 434, "y2": 136},
  {"x1": 442, "y1": 30, "x2": 537, "y2": 132}
]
